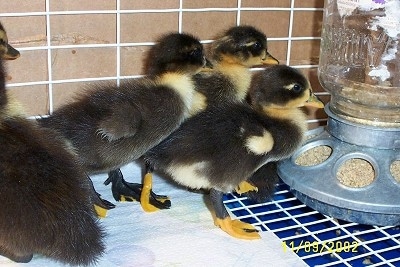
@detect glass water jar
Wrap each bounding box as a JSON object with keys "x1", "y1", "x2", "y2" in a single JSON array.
[{"x1": 318, "y1": 0, "x2": 400, "y2": 126}]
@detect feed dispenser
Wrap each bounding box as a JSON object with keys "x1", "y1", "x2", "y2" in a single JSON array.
[{"x1": 278, "y1": 0, "x2": 400, "y2": 226}]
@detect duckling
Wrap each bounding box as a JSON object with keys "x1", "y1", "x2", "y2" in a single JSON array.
[
  {"x1": 39, "y1": 32, "x2": 208, "y2": 212},
  {"x1": 0, "y1": 22, "x2": 20, "y2": 60},
  {"x1": 143, "y1": 65, "x2": 324, "y2": 239},
  {"x1": 0, "y1": 25, "x2": 105, "y2": 264},
  {"x1": 193, "y1": 25, "x2": 279, "y2": 108},
  {"x1": 106, "y1": 25, "x2": 279, "y2": 210}
]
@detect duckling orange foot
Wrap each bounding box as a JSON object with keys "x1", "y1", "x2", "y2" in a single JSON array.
[
  {"x1": 140, "y1": 173, "x2": 171, "y2": 212},
  {"x1": 235, "y1": 180, "x2": 258, "y2": 195},
  {"x1": 214, "y1": 217, "x2": 260, "y2": 240},
  {"x1": 104, "y1": 169, "x2": 141, "y2": 202},
  {"x1": 93, "y1": 194, "x2": 115, "y2": 218},
  {"x1": 89, "y1": 177, "x2": 115, "y2": 218},
  {"x1": 104, "y1": 169, "x2": 170, "y2": 210},
  {"x1": 210, "y1": 188, "x2": 260, "y2": 240},
  {"x1": 94, "y1": 204, "x2": 108, "y2": 218}
]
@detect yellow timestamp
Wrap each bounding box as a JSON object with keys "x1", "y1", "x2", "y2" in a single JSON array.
[{"x1": 282, "y1": 240, "x2": 359, "y2": 254}]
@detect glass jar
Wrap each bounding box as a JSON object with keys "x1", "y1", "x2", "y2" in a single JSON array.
[{"x1": 318, "y1": 0, "x2": 400, "y2": 126}]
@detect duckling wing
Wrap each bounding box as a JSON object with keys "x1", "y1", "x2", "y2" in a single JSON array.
[{"x1": 97, "y1": 102, "x2": 142, "y2": 141}]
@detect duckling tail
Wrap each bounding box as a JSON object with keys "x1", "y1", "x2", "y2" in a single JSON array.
[
  {"x1": 43, "y1": 214, "x2": 106, "y2": 265},
  {"x1": 36, "y1": 173, "x2": 107, "y2": 265},
  {"x1": 0, "y1": 195, "x2": 106, "y2": 266},
  {"x1": 0, "y1": 127, "x2": 106, "y2": 265}
]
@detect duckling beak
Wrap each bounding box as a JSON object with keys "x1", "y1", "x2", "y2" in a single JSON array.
[
  {"x1": 261, "y1": 51, "x2": 279, "y2": 65},
  {"x1": 3, "y1": 43, "x2": 20, "y2": 60},
  {"x1": 199, "y1": 57, "x2": 214, "y2": 73},
  {"x1": 204, "y1": 57, "x2": 214, "y2": 70},
  {"x1": 305, "y1": 90, "x2": 324, "y2": 108}
]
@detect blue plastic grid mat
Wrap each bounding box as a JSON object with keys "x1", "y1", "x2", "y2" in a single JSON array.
[{"x1": 223, "y1": 181, "x2": 400, "y2": 267}]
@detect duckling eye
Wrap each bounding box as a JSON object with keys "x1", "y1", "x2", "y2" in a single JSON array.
[
  {"x1": 252, "y1": 41, "x2": 262, "y2": 50},
  {"x1": 292, "y1": 84, "x2": 302, "y2": 92},
  {"x1": 189, "y1": 48, "x2": 202, "y2": 58}
]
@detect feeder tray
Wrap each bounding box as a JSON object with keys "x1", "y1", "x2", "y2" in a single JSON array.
[{"x1": 278, "y1": 104, "x2": 400, "y2": 226}]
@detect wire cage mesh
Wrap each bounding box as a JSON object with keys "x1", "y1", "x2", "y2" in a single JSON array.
[{"x1": 1, "y1": 0, "x2": 328, "y2": 118}]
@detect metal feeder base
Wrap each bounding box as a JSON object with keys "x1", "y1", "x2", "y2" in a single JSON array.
[{"x1": 278, "y1": 104, "x2": 400, "y2": 226}]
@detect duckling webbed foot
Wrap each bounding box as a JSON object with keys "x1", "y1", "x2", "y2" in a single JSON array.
[
  {"x1": 235, "y1": 180, "x2": 258, "y2": 195},
  {"x1": 87, "y1": 175, "x2": 115, "y2": 218},
  {"x1": 243, "y1": 162, "x2": 279, "y2": 203},
  {"x1": 140, "y1": 172, "x2": 171, "y2": 212},
  {"x1": 104, "y1": 169, "x2": 171, "y2": 210},
  {"x1": 93, "y1": 192, "x2": 116, "y2": 218},
  {"x1": 210, "y1": 189, "x2": 260, "y2": 240}
]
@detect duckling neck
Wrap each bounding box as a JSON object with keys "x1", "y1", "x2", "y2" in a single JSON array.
[
  {"x1": 0, "y1": 95, "x2": 25, "y2": 122},
  {"x1": 262, "y1": 106, "x2": 308, "y2": 135},
  {"x1": 157, "y1": 72, "x2": 195, "y2": 111},
  {"x1": 214, "y1": 62, "x2": 251, "y2": 102},
  {"x1": 0, "y1": 61, "x2": 25, "y2": 121}
]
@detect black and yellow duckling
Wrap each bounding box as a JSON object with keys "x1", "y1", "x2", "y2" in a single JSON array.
[
  {"x1": 143, "y1": 65, "x2": 324, "y2": 239},
  {"x1": 103, "y1": 32, "x2": 213, "y2": 211},
  {"x1": 39, "y1": 32, "x2": 208, "y2": 212},
  {"x1": 192, "y1": 25, "x2": 279, "y2": 108},
  {"x1": 0, "y1": 24, "x2": 105, "y2": 265},
  {"x1": 106, "y1": 25, "x2": 279, "y2": 211}
]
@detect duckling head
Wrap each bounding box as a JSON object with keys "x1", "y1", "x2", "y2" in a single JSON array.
[
  {"x1": 210, "y1": 25, "x2": 279, "y2": 67},
  {"x1": 0, "y1": 22, "x2": 20, "y2": 113},
  {"x1": 0, "y1": 22, "x2": 20, "y2": 60},
  {"x1": 249, "y1": 65, "x2": 324, "y2": 111},
  {"x1": 145, "y1": 32, "x2": 208, "y2": 76}
]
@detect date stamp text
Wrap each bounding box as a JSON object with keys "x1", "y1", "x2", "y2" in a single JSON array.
[{"x1": 282, "y1": 240, "x2": 359, "y2": 254}]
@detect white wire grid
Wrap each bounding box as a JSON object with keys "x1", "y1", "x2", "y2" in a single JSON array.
[
  {"x1": 0, "y1": 0, "x2": 326, "y2": 117},
  {"x1": 224, "y1": 183, "x2": 400, "y2": 267}
]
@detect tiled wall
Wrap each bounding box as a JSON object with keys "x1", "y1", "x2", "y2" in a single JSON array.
[{"x1": 0, "y1": 0, "x2": 328, "y2": 126}]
